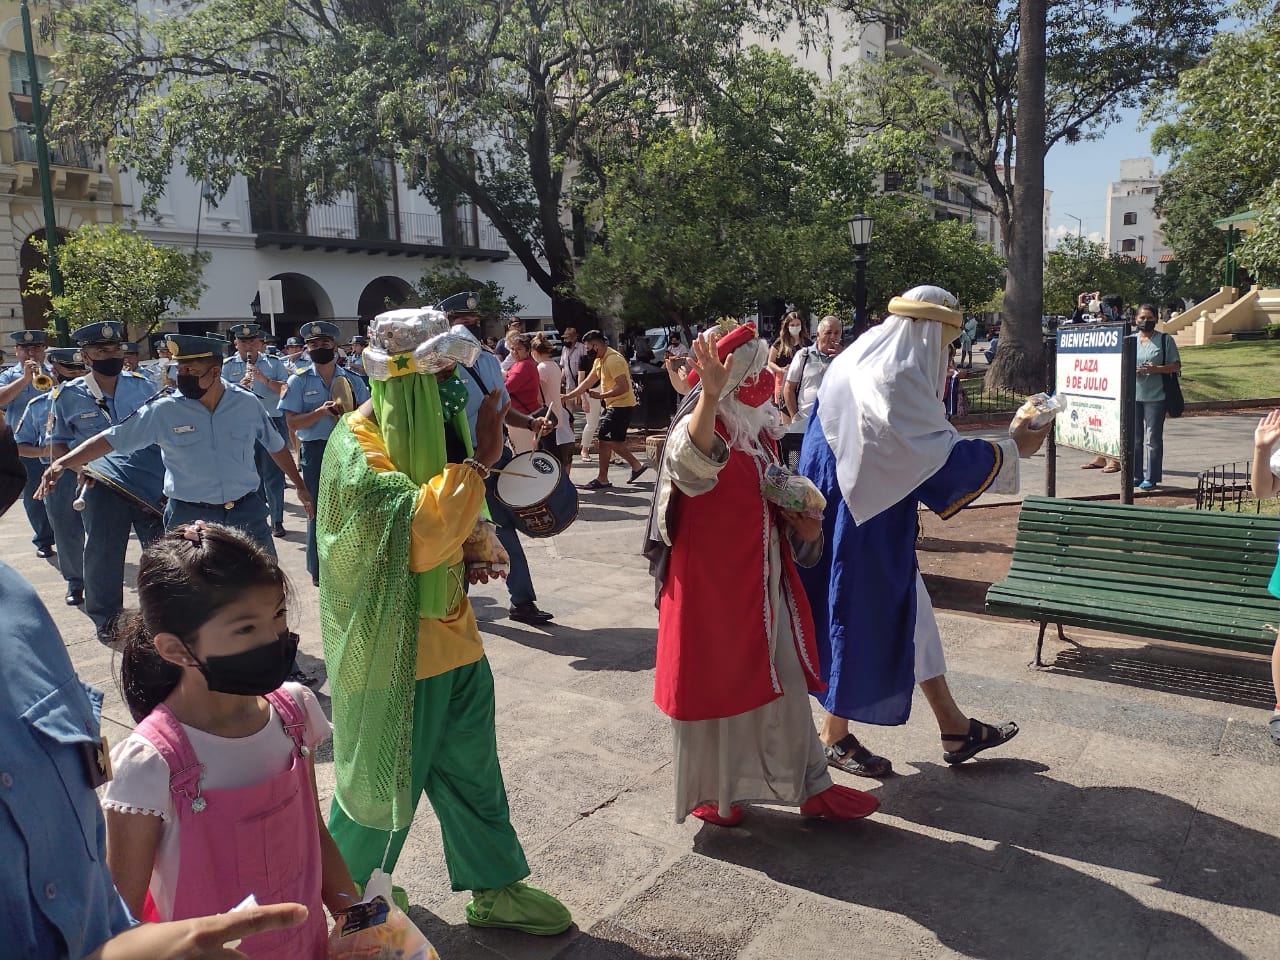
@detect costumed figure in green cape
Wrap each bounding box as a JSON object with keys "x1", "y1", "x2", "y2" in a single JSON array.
[{"x1": 317, "y1": 306, "x2": 572, "y2": 935}]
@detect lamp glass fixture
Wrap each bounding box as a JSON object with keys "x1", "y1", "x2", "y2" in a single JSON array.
[{"x1": 847, "y1": 214, "x2": 873, "y2": 247}]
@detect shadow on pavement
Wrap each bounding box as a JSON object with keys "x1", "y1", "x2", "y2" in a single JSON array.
[
  {"x1": 473, "y1": 597, "x2": 654, "y2": 673},
  {"x1": 1043, "y1": 643, "x2": 1275, "y2": 711},
  {"x1": 692, "y1": 760, "x2": 1261, "y2": 959}
]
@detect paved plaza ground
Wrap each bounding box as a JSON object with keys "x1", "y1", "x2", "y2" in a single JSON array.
[{"x1": 6, "y1": 409, "x2": 1280, "y2": 959}]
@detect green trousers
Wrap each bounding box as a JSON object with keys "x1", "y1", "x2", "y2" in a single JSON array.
[{"x1": 328, "y1": 657, "x2": 530, "y2": 892}]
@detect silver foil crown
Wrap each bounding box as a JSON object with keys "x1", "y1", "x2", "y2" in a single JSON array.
[{"x1": 363, "y1": 307, "x2": 482, "y2": 380}]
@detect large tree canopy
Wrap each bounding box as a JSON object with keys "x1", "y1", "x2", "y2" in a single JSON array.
[
  {"x1": 840, "y1": 0, "x2": 1224, "y2": 389},
  {"x1": 50, "y1": 0, "x2": 823, "y2": 326},
  {"x1": 1153, "y1": 14, "x2": 1280, "y2": 293}
]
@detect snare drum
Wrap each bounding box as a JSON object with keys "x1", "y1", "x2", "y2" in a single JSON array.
[
  {"x1": 82, "y1": 446, "x2": 166, "y2": 518},
  {"x1": 493, "y1": 450, "x2": 578, "y2": 538}
]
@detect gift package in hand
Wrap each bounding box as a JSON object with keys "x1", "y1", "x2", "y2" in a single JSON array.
[
  {"x1": 1010, "y1": 392, "x2": 1065, "y2": 432},
  {"x1": 329, "y1": 870, "x2": 440, "y2": 960},
  {"x1": 762, "y1": 463, "x2": 827, "y2": 518},
  {"x1": 462, "y1": 519, "x2": 510, "y2": 580}
]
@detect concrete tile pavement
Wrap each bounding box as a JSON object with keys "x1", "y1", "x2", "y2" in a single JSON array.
[{"x1": 4, "y1": 444, "x2": 1280, "y2": 960}]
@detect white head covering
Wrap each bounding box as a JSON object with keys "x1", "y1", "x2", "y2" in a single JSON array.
[{"x1": 814, "y1": 284, "x2": 960, "y2": 524}]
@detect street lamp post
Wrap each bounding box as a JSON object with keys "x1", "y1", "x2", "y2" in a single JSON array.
[
  {"x1": 847, "y1": 214, "x2": 874, "y2": 338},
  {"x1": 21, "y1": 0, "x2": 68, "y2": 346},
  {"x1": 1065, "y1": 213, "x2": 1082, "y2": 252}
]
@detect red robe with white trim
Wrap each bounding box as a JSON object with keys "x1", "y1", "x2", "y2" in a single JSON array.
[{"x1": 653, "y1": 427, "x2": 826, "y2": 722}]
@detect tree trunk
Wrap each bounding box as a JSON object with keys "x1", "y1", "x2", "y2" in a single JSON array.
[{"x1": 988, "y1": 0, "x2": 1048, "y2": 395}]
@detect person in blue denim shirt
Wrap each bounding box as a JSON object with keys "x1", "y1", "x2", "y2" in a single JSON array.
[{"x1": 0, "y1": 423, "x2": 308, "y2": 959}]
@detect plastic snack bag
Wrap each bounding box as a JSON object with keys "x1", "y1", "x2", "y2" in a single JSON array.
[
  {"x1": 1010, "y1": 392, "x2": 1065, "y2": 432},
  {"x1": 762, "y1": 463, "x2": 827, "y2": 518},
  {"x1": 329, "y1": 870, "x2": 440, "y2": 960},
  {"x1": 462, "y1": 519, "x2": 510, "y2": 581}
]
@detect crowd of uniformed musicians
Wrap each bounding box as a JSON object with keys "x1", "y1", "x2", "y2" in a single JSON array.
[{"x1": 1, "y1": 316, "x2": 381, "y2": 675}]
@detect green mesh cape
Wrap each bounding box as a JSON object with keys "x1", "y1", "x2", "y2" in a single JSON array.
[
  {"x1": 317, "y1": 417, "x2": 421, "y2": 831},
  {"x1": 317, "y1": 372, "x2": 474, "y2": 832}
]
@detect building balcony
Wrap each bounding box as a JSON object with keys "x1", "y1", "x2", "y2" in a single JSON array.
[
  {"x1": 5, "y1": 126, "x2": 105, "y2": 201},
  {"x1": 250, "y1": 200, "x2": 509, "y2": 260}
]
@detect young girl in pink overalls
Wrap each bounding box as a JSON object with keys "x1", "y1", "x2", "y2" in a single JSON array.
[{"x1": 101, "y1": 521, "x2": 357, "y2": 958}]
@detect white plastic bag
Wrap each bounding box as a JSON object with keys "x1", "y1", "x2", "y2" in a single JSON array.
[{"x1": 328, "y1": 870, "x2": 440, "y2": 960}]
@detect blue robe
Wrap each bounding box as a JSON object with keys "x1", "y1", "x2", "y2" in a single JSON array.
[{"x1": 798, "y1": 401, "x2": 1005, "y2": 726}]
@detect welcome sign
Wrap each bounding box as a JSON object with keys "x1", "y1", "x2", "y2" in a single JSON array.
[{"x1": 1055, "y1": 324, "x2": 1124, "y2": 457}]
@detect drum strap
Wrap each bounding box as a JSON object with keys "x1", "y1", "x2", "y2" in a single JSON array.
[{"x1": 459, "y1": 363, "x2": 495, "y2": 396}]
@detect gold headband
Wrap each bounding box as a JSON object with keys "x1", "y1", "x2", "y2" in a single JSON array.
[{"x1": 887, "y1": 296, "x2": 964, "y2": 334}]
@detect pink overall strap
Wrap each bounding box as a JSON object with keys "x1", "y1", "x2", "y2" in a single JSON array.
[
  {"x1": 264, "y1": 687, "x2": 309, "y2": 757},
  {"x1": 133, "y1": 704, "x2": 205, "y2": 812}
]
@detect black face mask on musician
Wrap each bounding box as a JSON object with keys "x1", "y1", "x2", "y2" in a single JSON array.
[
  {"x1": 90, "y1": 357, "x2": 125, "y2": 377},
  {"x1": 308, "y1": 347, "x2": 336, "y2": 365},
  {"x1": 176, "y1": 371, "x2": 213, "y2": 400}
]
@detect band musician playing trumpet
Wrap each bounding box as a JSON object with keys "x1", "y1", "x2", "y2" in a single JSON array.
[
  {"x1": 223, "y1": 322, "x2": 292, "y2": 538},
  {"x1": 0, "y1": 329, "x2": 56, "y2": 558}
]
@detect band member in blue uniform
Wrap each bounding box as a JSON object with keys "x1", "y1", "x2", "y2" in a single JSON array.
[
  {"x1": 223, "y1": 322, "x2": 292, "y2": 537},
  {"x1": 0, "y1": 329, "x2": 55, "y2": 557}
]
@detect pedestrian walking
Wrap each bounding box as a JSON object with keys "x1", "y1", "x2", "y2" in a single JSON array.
[{"x1": 562, "y1": 330, "x2": 647, "y2": 489}]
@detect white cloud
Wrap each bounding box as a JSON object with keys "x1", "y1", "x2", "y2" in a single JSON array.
[{"x1": 1049, "y1": 224, "x2": 1103, "y2": 248}]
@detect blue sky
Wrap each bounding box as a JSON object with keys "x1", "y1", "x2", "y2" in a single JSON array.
[{"x1": 1044, "y1": 107, "x2": 1160, "y2": 249}]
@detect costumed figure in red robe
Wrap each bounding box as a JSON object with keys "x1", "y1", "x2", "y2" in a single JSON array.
[
  {"x1": 797, "y1": 285, "x2": 1050, "y2": 776},
  {"x1": 643, "y1": 323, "x2": 880, "y2": 827}
]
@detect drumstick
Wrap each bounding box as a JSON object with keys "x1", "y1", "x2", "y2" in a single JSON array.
[
  {"x1": 488, "y1": 467, "x2": 539, "y2": 479},
  {"x1": 72, "y1": 480, "x2": 89, "y2": 511}
]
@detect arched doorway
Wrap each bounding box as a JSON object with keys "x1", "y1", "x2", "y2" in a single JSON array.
[
  {"x1": 252, "y1": 272, "x2": 334, "y2": 341},
  {"x1": 20, "y1": 229, "x2": 69, "y2": 330},
  {"x1": 357, "y1": 275, "x2": 415, "y2": 332}
]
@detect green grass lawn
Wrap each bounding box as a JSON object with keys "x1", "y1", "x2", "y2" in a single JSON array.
[{"x1": 1177, "y1": 339, "x2": 1280, "y2": 402}]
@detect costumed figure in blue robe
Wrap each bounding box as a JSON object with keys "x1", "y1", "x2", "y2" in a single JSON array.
[{"x1": 798, "y1": 285, "x2": 1050, "y2": 774}]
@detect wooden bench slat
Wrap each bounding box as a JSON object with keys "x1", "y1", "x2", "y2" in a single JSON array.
[
  {"x1": 986, "y1": 496, "x2": 1280, "y2": 665},
  {"x1": 1004, "y1": 555, "x2": 1276, "y2": 594}
]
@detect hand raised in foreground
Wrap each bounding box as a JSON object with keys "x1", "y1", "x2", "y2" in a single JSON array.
[
  {"x1": 687, "y1": 332, "x2": 732, "y2": 400},
  {"x1": 1256, "y1": 409, "x2": 1280, "y2": 452},
  {"x1": 88, "y1": 902, "x2": 307, "y2": 960},
  {"x1": 475, "y1": 388, "x2": 511, "y2": 467}
]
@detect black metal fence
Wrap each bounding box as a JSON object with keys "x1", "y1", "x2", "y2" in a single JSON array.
[{"x1": 1195, "y1": 459, "x2": 1278, "y2": 512}]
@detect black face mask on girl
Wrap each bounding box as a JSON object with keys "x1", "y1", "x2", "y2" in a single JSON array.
[
  {"x1": 1139, "y1": 319, "x2": 1157, "y2": 332},
  {"x1": 183, "y1": 631, "x2": 300, "y2": 696}
]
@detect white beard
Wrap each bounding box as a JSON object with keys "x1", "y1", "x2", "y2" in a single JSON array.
[{"x1": 718, "y1": 395, "x2": 785, "y2": 453}]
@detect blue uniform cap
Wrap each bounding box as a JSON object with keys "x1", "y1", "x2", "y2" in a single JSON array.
[
  {"x1": 349, "y1": 334, "x2": 368, "y2": 346},
  {"x1": 71, "y1": 321, "x2": 126, "y2": 345},
  {"x1": 8, "y1": 329, "x2": 47, "y2": 345},
  {"x1": 437, "y1": 291, "x2": 480, "y2": 316},
  {"x1": 285, "y1": 336, "x2": 304, "y2": 347},
  {"x1": 165, "y1": 333, "x2": 228, "y2": 361},
  {"x1": 121, "y1": 341, "x2": 139, "y2": 354},
  {"x1": 299, "y1": 321, "x2": 340, "y2": 341},
  {"x1": 46, "y1": 347, "x2": 83, "y2": 366},
  {"x1": 230, "y1": 322, "x2": 264, "y2": 340}
]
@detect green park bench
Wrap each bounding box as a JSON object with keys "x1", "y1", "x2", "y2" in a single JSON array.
[{"x1": 985, "y1": 496, "x2": 1280, "y2": 666}]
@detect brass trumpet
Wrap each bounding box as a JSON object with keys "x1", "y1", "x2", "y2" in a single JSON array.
[{"x1": 32, "y1": 371, "x2": 53, "y2": 391}]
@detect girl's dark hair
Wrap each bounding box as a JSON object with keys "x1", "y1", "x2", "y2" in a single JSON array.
[
  {"x1": 1139, "y1": 303, "x2": 1159, "y2": 316},
  {"x1": 116, "y1": 524, "x2": 288, "y2": 722}
]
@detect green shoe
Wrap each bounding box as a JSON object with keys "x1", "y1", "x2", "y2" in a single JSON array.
[{"x1": 465, "y1": 882, "x2": 572, "y2": 936}]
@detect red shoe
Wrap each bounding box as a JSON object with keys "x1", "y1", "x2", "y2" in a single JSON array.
[
  {"x1": 800, "y1": 784, "x2": 880, "y2": 820},
  {"x1": 691, "y1": 803, "x2": 745, "y2": 826}
]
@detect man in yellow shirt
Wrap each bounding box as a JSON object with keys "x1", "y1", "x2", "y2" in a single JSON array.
[
  {"x1": 562, "y1": 329, "x2": 647, "y2": 489},
  {"x1": 316, "y1": 307, "x2": 571, "y2": 935}
]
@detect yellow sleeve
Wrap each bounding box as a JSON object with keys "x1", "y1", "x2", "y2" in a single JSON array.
[{"x1": 409, "y1": 464, "x2": 486, "y2": 573}]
